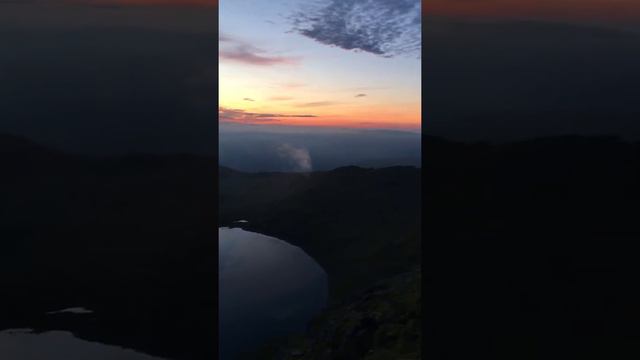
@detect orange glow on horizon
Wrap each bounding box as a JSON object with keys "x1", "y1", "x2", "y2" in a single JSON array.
[
  {"x1": 222, "y1": 118, "x2": 421, "y2": 131},
  {"x1": 218, "y1": 105, "x2": 421, "y2": 131},
  {"x1": 219, "y1": 79, "x2": 420, "y2": 130}
]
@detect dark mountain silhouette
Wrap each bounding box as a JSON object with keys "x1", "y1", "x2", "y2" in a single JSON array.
[
  {"x1": 0, "y1": 133, "x2": 422, "y2": 360},
  {"x1": 424, "y1": 134, "x2": 640, "y2": 359},
  {"x1": 220, "y1": 164, "x2": 421, "y2": 301},
  {"x1": 227, "y1": 133, "x2": 640, "y2": 359},
  {"x1": 0, "y1": 133, "x2": 217, "y2": 360},
  {"x1": 219, "y1": 164, "x2": 421, "y2": 359},
  {"x1": 10, "y1": 131, "x2": 639, "y2": 359}
]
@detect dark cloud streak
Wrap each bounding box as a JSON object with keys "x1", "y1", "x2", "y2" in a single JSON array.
[
  {"x1": 294, "y1": 101, "x2": 339, "y2": 107},
  {"x1": 219, "y1": 107, "x2": 317, "y2": 124}
]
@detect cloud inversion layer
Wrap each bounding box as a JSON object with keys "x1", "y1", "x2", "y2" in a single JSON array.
[{"x1": 290, "y1": 0, "x2": 421, "y2": 57}]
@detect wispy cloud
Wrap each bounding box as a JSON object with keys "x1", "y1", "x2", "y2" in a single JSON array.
[
  {"x1": 290, "y1": 0, "x2": 421, "y2": 58},
  {"x1": 295, "y1": 101, "x2": 339, "y2": 108},
  {"x1": 269, "y1": 96, "x2": 294, "y2": 101},
  {"x1": 220, "y1": 47, "x2": 297, "y2": 66},
  {"x1": 275, "y1": 82, "x2": 307, "y2": 89},
  {"x1": 243, "y1": 98, "x2": 255, "y2": 102},
  {"x1": 355, "y1": 93, "x2": 367, "y2": 97},
  {"x1": 219, "y1": 107, "x2": 317, "y2": 124},
  {"x1": 347, "y1": 86, "x2": 389, "y2": 91},
  {"x1": 219, "y1": 34, "x2": 298, "y2": 66}
]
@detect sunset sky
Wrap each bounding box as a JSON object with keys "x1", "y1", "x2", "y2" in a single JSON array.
[
  {"x1": 219, "y1": 0, "x2": 421, "y2": 131},
  {"x1": 3, "y1": 0, "x2": 638, "y2": 151}
]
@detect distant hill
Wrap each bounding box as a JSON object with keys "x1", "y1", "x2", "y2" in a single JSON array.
[{"x1": 219, "y1": 126, "x2": 421, "y2": 172}]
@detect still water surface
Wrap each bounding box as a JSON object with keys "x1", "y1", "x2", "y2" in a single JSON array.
[
  {"x1": 0, "y1": 228, "x2": 326, "y2": 360},
  {"x1": 219, "y1": 227, "x2": 328, "y2": 359},
  {"x1": 0, "y1": 328, "x2": 164, "y2": 360}
]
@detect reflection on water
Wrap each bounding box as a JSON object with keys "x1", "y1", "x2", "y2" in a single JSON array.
[
  {"x1": 0, "y1": 329, "x2": 164, "y2": 360},
  {"x1": 219, "y1": 227, "x2": 328, "y2": 360}
]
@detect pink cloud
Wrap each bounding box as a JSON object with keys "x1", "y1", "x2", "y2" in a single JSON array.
[{"x1": 220, "y1": 35, "x2": 298, "y2": 66}]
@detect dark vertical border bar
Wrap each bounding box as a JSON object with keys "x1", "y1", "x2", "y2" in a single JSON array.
[{"x1": 213, "y1": 1, "x2": 220, "y2": 359}]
